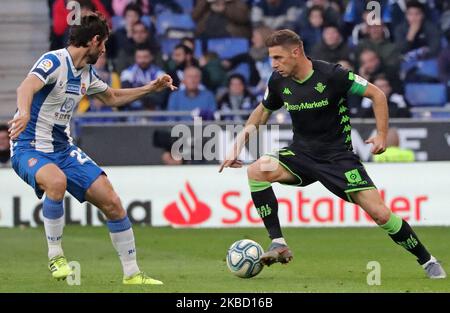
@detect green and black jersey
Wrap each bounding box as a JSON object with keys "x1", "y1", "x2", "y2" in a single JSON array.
[{"x1": 262, "y1": 59, "x2": 368, "y2": 152}]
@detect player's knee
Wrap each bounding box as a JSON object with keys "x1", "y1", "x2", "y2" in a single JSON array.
[
  {"x1": 103, "y1": 193, "x2": 126, "y2": 220},
  {"x1": 247, "y1": 162, "x2": 268, "y2": 182},
  {"x1": 372, "y1": 206, "x2": 391, "y2": 225},
  {"x1": 44, "y1": 175, "x2": 67, "y2": 199}
]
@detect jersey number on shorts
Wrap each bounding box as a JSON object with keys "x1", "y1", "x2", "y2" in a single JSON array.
[{"x1": 70, "y1": 149, "x2": 91, "y2": 165}]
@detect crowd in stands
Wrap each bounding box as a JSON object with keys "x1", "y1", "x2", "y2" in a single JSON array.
[{"x1": 46, "y1": 0, "x2": 450, "y2": 121}]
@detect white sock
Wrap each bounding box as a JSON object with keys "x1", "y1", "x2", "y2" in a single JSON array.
[
  {"x1": 272, "y1": 237, "x2": 287, "y2": 245},
  {"x1": 110, "y1": 228, "x2": 140, "y2": 277},
  {"x1": 43, "y1": 216, "x2": 64, "y2": 259}
]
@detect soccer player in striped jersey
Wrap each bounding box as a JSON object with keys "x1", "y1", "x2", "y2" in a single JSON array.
[{"x1": 8, "y1": 13, "x2": 176, "y2": 284}]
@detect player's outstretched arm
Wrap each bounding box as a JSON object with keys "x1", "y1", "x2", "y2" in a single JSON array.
[
  {"x1": 219, "y1": 103, "x2": 272, "y2": 173},
  {"x1": 8, "y1": 75, "x2": 45, "y2": 140},
  {"x1": 363, "y1": 82, "x2": 389, "y2": 155},
  {"x1": 94, "y1": 74, "x2": 177, "y2": 107}
]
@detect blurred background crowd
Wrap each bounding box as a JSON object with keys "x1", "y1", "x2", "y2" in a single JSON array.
[{"x1": 43, "y1": 0, "x2": 450, "y2": 123}]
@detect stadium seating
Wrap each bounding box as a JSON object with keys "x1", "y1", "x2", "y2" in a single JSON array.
[
  {"x1": 111, "y1": 15, "x2": 152, "y2": 32},
  {"x1": 230, "y1": 63, "x2": 251, "y2": 83},
  {"x1": 405, "y1": 83, "x2": 448, "y2": 107},
  {"x1": 206, "y1": 38, "x2": 249, "y2": 59},
  {"x1": 160, "y1": 38, "x2": 203, "y2": 59},
  {"x1": 174, "y1": 0, "x2": 194, "y2": 14},
  {"x1": 155, "y1": 11, "x2": 195, "y2": 38},
  {"x1": 401, "y1": 58, "x2": 440, "y2": 81}
]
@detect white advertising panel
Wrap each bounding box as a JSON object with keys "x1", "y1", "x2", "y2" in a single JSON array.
[{"x1": 1, "y1": 163, "x2": 449, "y2": 228}]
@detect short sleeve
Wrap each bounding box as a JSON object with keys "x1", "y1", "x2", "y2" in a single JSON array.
[
  {"x1": 87, "y1": 66, "x2": 109, "y2": 95},
  {"x1": 261, "y1": 73, "x2": 284, "y2": 112},
  {"x1": 29, "y1": 53, "x2": 61, "y2": 85}
]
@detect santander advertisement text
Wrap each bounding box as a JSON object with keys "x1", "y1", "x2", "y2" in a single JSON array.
[{"x1": 0, "y1": 163, "x2": 449, "y2": 227}]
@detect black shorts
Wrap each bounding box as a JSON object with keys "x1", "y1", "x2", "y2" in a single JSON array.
[{"x1": 266, "y1": 144, "x2": 376, "y2": 203}]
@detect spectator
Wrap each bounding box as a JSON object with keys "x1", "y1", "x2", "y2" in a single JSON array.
[
  {"x1": 222, "y1": 26, "x2": 273, "y2": 90},
  {"x1": 51, "y1": 0, "x2": 111, "y2": 50},
  {"x1": 390, "y1": 0, "x2": 441, "y2": 32},
  {"x1": 153, "y1": 129, "x2": 183, "y2": 165},
  {"x1": 180, "y1": 37, "x2": 196, "y2": 52},
  {"x1": 217, "y1": 74, "x2": 257, "y2": 121},
  {"x1": 0, "y1": 125, "x2": 11, "y2": 168},
  {"x1": 111, "y1": 3, "x2": 144, "y2": 69},
  {"x1": 120, "y1": 45, "x2": 166, "y2": 110},
  {"x1": 166, "y1": 44, "x2": 200, "y2": 87},
  {"x1": 199, "y1": 52, "x2": 228, "y2": 92},
  {"x1": 373, "y1": 128, "x2": 415, "y2": 162},
  {"x1": 192, "y1": 0, "x2": 251, "y2": 39},
  {"x1": 297, "y1": 5, "x2": 325, "y2": 54},
  {"x1": 299, "y1": 0, "x2": 341, "y2": 29},
  {"x1": 394, "y1": 1, "x2": 441, "y2": 60},
  {"x1": 114, "y1": 21, "x2": 159, "y2": 72},
  {"x1": 356, "y1": 21, "x2": 400, "y2": 70},
  {"x1": 360, "y1": 74, "x2": 411, "y2": 118},
  {"x1": 167, "y1": 67, "x2": 217, "y2": 121},
  {"x1": 252, "y1": 0, "x2": 302, "y2": 30},
  {"x1": 358, "y1": 49, "x2": 400, "y2": 91},
  {"x1": 344, "y1": 0, "x2": 391, "y2": 26},
  {"x1": 350, "y1": 10, "x2": 391, "y2": 46},
  {"x1": 112, "y1": 0, "x2": 150, "y2": 16},
  {"x1": 311, "y1": 24, "x2": 352, "y2": 63}
]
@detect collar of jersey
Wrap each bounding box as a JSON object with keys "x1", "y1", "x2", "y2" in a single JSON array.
[
  {"x1": 291, "y1": 69, "x2": 314, "y2": 84},
  {"x1": 65, "y1": 48, "x2": 83, "y2": 77}
]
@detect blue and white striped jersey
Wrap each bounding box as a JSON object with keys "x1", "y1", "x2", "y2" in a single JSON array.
[{"x1": 12, "y1": 48, "x2": 108, "y2": 155}]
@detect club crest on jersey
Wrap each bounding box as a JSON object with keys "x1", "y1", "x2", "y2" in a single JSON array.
[
  {"x1": 81, "y1": 83, "x2": 87, "y2": 95},
  {"x1": 28, "y1": 158, "x2": 38, "y2": 167},
  {"x1": 60, "y1": 98, "x2": 75, "y2": 113},
  {"x1": 37, "y1": 59, "x2": 53, "y2": 73}
]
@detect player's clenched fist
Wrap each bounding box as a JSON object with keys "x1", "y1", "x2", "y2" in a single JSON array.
[{"x1": 149, "y1": 74, "x2": 177, "y2": 92}]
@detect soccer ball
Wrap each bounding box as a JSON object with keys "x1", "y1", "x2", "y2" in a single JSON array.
[{"x1": 226, "y1": 239, "x2": 264, "y2": 278}]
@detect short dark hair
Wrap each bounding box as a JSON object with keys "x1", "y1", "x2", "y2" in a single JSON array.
[
  {"x1": 228, "y1": 73, "x2": 246, "y2": 85},
  {"x1": 123, "y1": 3, "x2": 142, "y2": 18},
  {"x1": 323, "y1": 23, "x2": 342, "y2": 34},
  {"x1": 0, "y1": 124, "x2": 8, "y2": 133},
  {"x1": 372, "y1": 73, "x2": 389, "y2": 83},
  {"x1": 76, "y1": 0, "x2": 95, "y2": 11},
  {"x1": 309, "y1": 5, "x2": 325, "y2": 16},
  {"x1": 174, "y1": 44, "x2": 193, "y2": 55},
  {"x1": 132, "y1": 21, "x2": 148, "y2": 30},
  {"x1": 406, "y1": 1, "x2": 425, "y2": 13},
  {"x1": 265, "y1": 29, "x2": 303, "y2": 49},
  {"x1": 68, "y1": 12, "x2": 110, "y2": 47},
  {"x1": 135, "y1": 43, "x2": 152, "y2": 54}
]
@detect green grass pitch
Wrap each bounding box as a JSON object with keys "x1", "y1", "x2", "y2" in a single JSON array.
[{"x1": 0, "y1": 226, "x2": 449, "y2": 292}]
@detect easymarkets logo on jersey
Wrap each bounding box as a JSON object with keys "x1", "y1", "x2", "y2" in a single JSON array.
[{"x1": 284, "y1": 98, "x2": 329, "y2": 111}]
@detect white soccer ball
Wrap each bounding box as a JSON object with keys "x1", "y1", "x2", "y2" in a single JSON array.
[{"x1": 226, "y1": 239, "x2": 264, "y2": 278}]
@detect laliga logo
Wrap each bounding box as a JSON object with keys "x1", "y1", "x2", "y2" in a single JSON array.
[{"x1": 164, "y1": 182, "x2": 211, "y2": 226}]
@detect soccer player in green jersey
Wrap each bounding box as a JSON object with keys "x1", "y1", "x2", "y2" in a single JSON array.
[{"x1": 220, "y1": 29, "x2": 445, "y2": 279}]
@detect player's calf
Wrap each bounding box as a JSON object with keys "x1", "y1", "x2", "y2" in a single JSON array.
[{"x1": 102, "y1": 193, "x2": 126, "y2": 220}]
